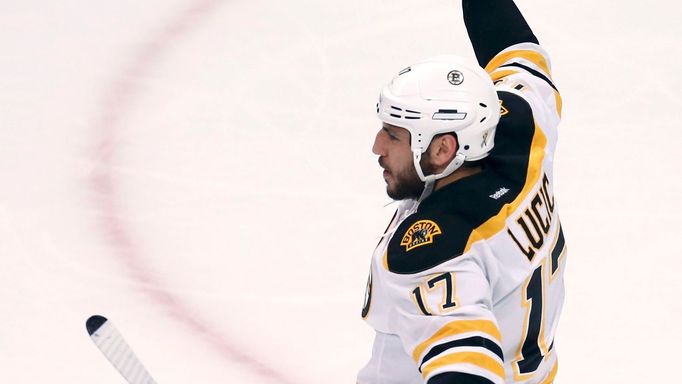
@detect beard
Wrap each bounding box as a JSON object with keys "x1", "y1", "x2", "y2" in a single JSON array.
[{"x1": 385, "y1": 157, "x2": 437, "y2": 200}]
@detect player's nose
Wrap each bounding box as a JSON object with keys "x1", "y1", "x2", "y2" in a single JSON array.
[{"x1": 372, "y1": 130, "x2": 386, "y2": 156}]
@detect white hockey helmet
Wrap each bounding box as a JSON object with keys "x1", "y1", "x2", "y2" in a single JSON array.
[{"x1": 377, "y1": 55, "x2": 500, "y2": 183}]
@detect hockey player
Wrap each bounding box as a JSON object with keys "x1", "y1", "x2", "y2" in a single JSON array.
[{"x1": 358, "y1": 1, "x2": 566, "y2": 383}]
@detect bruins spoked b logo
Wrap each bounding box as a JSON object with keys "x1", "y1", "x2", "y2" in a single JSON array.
[
  {"x1": 447, "y1": 70, "x2": 464, "y2": 85},
  {"x1": 400, "y1": 220, "x2": 442, "y2": 252}
]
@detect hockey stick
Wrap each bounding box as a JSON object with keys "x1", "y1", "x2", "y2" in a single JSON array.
[{"x1": 86, "y1": 315, "x2": 158, "y2": 384}]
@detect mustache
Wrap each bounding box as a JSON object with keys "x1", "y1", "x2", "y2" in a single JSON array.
[{"x1": 378, "y1": 157, "x2": 386, "y2": 169}]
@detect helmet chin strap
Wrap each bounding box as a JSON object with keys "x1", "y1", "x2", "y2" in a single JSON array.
[{"x1": 414, "y1": 151, "x2": 466, "y2": 202}]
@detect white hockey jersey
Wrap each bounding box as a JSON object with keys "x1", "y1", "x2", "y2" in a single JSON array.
[{"x1": 359, "y1": 43, "x2": 566, "y2": 384}]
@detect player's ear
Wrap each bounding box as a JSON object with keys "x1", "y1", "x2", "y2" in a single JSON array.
[{"x1": 429, "y1": 134, "x2": 458, "y2": 168}]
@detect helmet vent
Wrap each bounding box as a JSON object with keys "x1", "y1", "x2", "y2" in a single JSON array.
[
  {"x1": 399, "y1": 67, "x2": 411, "y2": 76},
  {"x1": 388, "y1": 106, "x2": 422, "y2": 120},
  {"x1": 479, "y1": 103, "x2": 487, "y2": 108}
]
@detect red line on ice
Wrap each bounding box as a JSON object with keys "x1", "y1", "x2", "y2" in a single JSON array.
[{"x1": 89, "y1": 1, "x2": 297, "y2": 383}]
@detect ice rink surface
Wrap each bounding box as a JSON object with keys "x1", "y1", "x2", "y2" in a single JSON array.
[{"x1": 1, "y1": 0, "x2": 680, "y2": 382}]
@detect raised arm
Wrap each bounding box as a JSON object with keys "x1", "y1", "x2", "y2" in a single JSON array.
[{"x1": 462, "y1": 0, "x2": 539, "y2": 68}]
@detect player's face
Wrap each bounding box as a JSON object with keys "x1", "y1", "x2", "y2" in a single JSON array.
[{"x1": 372, "y1": 123, "x2": 426, "y2": 200}]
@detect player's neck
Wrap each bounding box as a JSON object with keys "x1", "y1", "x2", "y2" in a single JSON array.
[{"x1": 433, "y1": 165, "x2": 483, "y2": 192}]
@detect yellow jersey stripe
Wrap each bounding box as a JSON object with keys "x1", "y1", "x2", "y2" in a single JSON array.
[
  {"x1": 485, "y1": 50, "x2": 551, "y2": 78},
  {"x1": 463, "y1": 123, "x2": 547, "y2": 253},
  {"x1": 421, "y1": 351, "x2": 505, "y2": 380},
  {"x1": 412, "y1": 320, "x2": 502, "y2": 363},
  {"x1": 490, "y1": 69, "x2": 519, "y2": 82}
]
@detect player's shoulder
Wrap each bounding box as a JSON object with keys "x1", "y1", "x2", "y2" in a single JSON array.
[
  {"x1": 493, "y1": 90, "x2": 536, "y2": 151},
  {"x1": 386, "y1": 174, "x2": 517, "y2": 275},
  {"x1": 496, "y1": 90, "x2": 533, "y2": 125},
  {"x1": 386, "y1": 210, "x2": 468, "y2": 275}
]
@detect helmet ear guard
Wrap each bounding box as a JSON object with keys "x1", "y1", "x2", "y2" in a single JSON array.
[
  {"x1": 413, "y1": 151, "x2": 466, "y2": 182},
  {"x1": 377, "y1": 55, "x2": 500, "y2": 186}
]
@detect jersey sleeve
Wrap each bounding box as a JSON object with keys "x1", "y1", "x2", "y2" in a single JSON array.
[
  {"x1": 462, "y1": 0, "x2": 561, "y2": 118},
  {"x1": 462, "y1": 0, "x2": 539, "y2": 68},
  {"x1": 392, "y1": 253, "x2": 505, "y2": 384}
]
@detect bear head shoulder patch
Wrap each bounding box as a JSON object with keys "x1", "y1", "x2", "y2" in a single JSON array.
[{"x1": 399, "y1": 220, "x2": 442, "y2": 252}]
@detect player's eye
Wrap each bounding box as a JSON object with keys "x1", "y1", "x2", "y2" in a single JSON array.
[{"x1": 383, "y1": 128, "x2": 399, "y2": 141}]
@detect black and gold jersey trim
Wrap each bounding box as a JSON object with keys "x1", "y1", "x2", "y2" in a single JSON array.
[
  {"x1": 412, "y1": 320, "x2": 505, "y2": 382},
  {"x1": 421, "y1": 351, "x2": 505, "y2": 382},
  {"x1": 499, "y1": 62, "x2": 558, "y2": 92},
  {"x1": 487, "y1": 50, "x2": 563, "y2": 117},
  {"x1": 428, "y1": 372, "x2": 496, "y2": 384},
  {"x1": 419, "y1": 336, "x2": 505, "y2": 372}
]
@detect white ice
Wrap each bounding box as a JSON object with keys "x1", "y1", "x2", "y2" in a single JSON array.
[{"x1": 1, "y1": 0, "x2": 680, "y2": 382}]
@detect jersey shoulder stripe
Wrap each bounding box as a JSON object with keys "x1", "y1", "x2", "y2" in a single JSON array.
[
  {"x1": 485, "y1": 43, "x2": 553, "y2": 80},
  {"x1": 499, "y1": 62, "x2": 558, "y2": 92},
  {"x1": 386, "y1": 92, "x2": 541, "y2": 274},
  {"x1": 486, "y1": 43, "x2": 563, "y2": 117}
]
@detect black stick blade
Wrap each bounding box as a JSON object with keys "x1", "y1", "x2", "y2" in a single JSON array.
[{"x1": 86, "y1": 315, "x2": 108, "y2": 335}]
